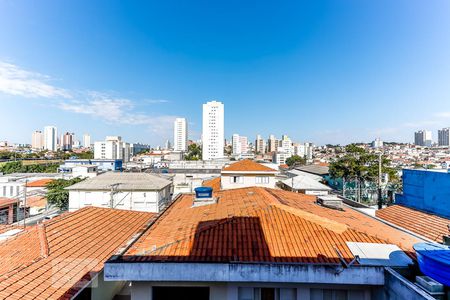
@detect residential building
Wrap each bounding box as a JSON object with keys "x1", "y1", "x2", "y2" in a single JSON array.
[
  {"x1": 202, "y1": 100, "x2": 224, "y2": 160},
  {"x1": 62, "y1": 132, "x2": 74, "y2": 151},
  {"x1": 173, "y1": 117, "x2": 188, "y2": 152},
  {"x1": 281, "y1": 134, "x2": 293, "y2": 153},
  {"x1": 293, "y1": 143, "x2": 313, "y2": 160},
  {"x1": 104, "y1": 187, "x2": 427, "y2": 300},
  {"x1": 94, "y1": 136, "x2": 131, "y2": 162},
  {"x1": 0, "y1": 206, "x2": 155, "y2": 299},
  {"x1": 438, "y1": 127, "x2": 450, "y2": 147},
  {"x1": 267, "y1": 134, "x2": 278, "y2": 153},
  {"x1": 414, "y1": 130, "x2": 432, "y2": 147},
  {"x1": 83, "y1": 133, "x2": 91, "y2": 148},
  {"x1": 59, "y1": 158, "x2": 123, "y2": 173},
  {"x1": 31, "y1": 130, "x2": 44, "y2": 150},
  {"x1": 371, "y1": 138, "x2": 384, "y2": 149},
  {"x1": 220, "y1": 160, "x2": 278, "y2": 190},
  {"x1": 43, "y1": 125, "x2": 58, "y2": 151},
  {"x1": 255, "y1": 134, "x2": 266, "y2": 154},
  {"x1": 273, "y1": 149, "x2": 292, "y2": 165},
  {"x1": 281, "y1": 169, "x2": 332, "y2": 195},
  {"x1": 232, "y1": 134, "x2": 248, "y2": 155},
  {"x1": 67, "y1": 172, "x2": 172, "y2": 212}
]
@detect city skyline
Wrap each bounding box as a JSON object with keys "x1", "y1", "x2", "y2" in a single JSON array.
[{"x1": 1, "y1": 1, "x2": 450, "y2": 145}]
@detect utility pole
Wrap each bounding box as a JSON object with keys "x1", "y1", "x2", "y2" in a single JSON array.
[
  {"x1": 23, "y1": 179, "x2": 27, "y2": 228},
  {"x1": 377, "y1": 152, "x2": 383, "y2": 209},
  {"x1": 110, "y1": 183, "x2": 119, "y2": 208}
]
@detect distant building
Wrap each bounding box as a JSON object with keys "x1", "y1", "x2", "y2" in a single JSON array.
[
  {"x1": 273, "y1": 150, "x2": 292, "y2": 165},
  {"x1": 255, "y1": 134, "x2": 266, "y2": 154},
  {"x1": 94, "y1": 136, "x2": 131, "y2": 162},
  {"x1": 62, "y1": 132, "x2": 74, "y2": 151},
  {"x1": 232, "y1": 134, "x2": 248, "y2": 155},
  {"x1": 173, "y1": 117, "x2": 188, "y2": 151},
  {"x1": 31, "y1": 130, "x2": 44, "y2": 150},
  {"x1": 67, "y1": 172, "x2": 172, "y2": 212},
  {"x1": 267, "y1": 134, "x2": 278, "y2": 152},
  {"x1": 43, "y1": 126, "x2": 57, "y2": 151},
  {"x1": 371, "y1": 138, "x2": 384, "y2": 149},
  {"x1": 202, "y1": 101, "x2": 224, "y2": 160},
  {"x1": 221, "y1": 160, "x2": 278, "y2": 190},
  {"x1": 414, "y1": 130, "x2": 432, "y2": 147},
  {"x1": 83, "y1": 133, "x2": 91, "y2": 148},
  {"x1": 130, "y1": 143, "x2": 151, "y2": 156},
  {"x1": 438, "y1": 127, "x2": 450, "y2": 147},
  {"x1": 281, "y1": 134, "x2": 293, "y2": 153},
  {"x1": 59, "y1": 158, "x2": 123, "y2": 172}
]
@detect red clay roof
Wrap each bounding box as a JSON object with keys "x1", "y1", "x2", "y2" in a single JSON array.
[
  {"x1": 26, "y1": 178, "x2": 54, "y2": 187},
  {"x1": 222, "y1": 160, "x2": 276, "y2": 172},
  {"x1": 0, "y1": 198, "x2": 17, "y2": 208},
  {"x1": 0, "y1": 207, "x2": 155, "y2": 299},
  {"x1": 123, "y1": 187, "x2": 420, "y2": 264},
  {"x1": 202, "y1": 177, "x2": 221, "y2": 192},
  {"x1": 23, "y1": 196, "x2": 47, "y2": 208},
  {"x1": 376, "y1": 204, "x2": 450, "y2": 242}
]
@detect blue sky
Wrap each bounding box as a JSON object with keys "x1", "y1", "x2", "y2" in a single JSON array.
[{"x1": 1, "y1": 0, "x2": 449, "y2": 146}]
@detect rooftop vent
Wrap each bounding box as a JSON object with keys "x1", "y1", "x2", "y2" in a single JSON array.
[
  {"x1": 193, "y1": 187, "x2": 217, "y2": 207},
  {"x1": 317, "y1": 195, "x2": 343, "y2": 210}
]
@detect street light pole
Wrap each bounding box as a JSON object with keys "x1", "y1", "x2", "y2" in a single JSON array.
[{"x1": 377, "y1": 152, "x2": 382, "y2": 209}]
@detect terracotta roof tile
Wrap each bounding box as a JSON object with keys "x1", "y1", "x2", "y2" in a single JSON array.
[
  {"x1": 222, "y1": 160, "x2": 276, "y2": 172},
  {"x1": 123, "y1": 187, "x2": 420, "y2": 264},
  {"x1": 376, "y1": 204, "x2": 450, "y2": 242},
  {"x1": 0, "y1": 198, "x2": 17, "y2": 208},
  {"x1": 0, "y1": 207, "x2": 155, "y2": 299},
  {"x1": 202, "y1": 177, "x2": 221, "y2": 192},
  {"x1": 25, "y1": 179, "x2": 54, "y2": 188}
]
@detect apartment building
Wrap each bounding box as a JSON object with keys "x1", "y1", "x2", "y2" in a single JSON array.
[
  {"x1": 438, "y1": 127, "x2": 450, "y2": 147},
  {"x1": 94, "y1": 136, "x2": 131, "y2": 162},
  {"x1": 414, "y1": 130, "x2": 432, "y2": 147},
  {"x1": 43, "y1": 125, "x2": 58, "y2": 151},
  {"x1": 174, "y1": 117, "x2": 188, "y2": 152},
  {"x1": 31, "y1": 130, "x2": 44, "y2": 150},
  {"x1": 202, "y1": 101, "x2": 224, "y2": 160}
]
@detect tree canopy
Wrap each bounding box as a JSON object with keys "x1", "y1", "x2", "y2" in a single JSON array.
[
  {"x1": 46, "y1": 177, "x2": 84, "y2": 210},
  {"x1": 0, "y1": 161, "x2": 59, "y2": 174},
  {"x1": 185, "y1": 143, "x2": 202, "y2": 161},
  {"x1": 285, "y1": 155, "x2": 307, "y2": 167}
]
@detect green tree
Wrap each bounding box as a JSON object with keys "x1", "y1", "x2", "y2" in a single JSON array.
[
  {"x1": 285, "y1": 155, "x2": 307, "y2": 167},
  {"x1": 185, "y1": 143, "x2": 202, "y2": 161},
  {"x1": 329, "y1": 144, "x2": 398, "y2": 201},
  {"x1": 46, "y1": 178, "x2": 84, "y2": 210}
]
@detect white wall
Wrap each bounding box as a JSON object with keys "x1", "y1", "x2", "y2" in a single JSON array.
[
  {"x1": 221, "y1": 175, "x2": 276, "y2": 190},
  {"x1": 69, "y1": 186, "x2": 171, "y2": 213}
]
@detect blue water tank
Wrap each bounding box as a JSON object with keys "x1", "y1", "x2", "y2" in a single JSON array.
[
  {"x1": 194, "y1": 187, "x2": 213, "y2": 198},
  {"x1": 414, "y1": 243, "x2": 450, "y2": 286}
]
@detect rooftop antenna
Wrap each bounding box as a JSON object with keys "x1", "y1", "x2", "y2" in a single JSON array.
[{"x1": 109, "y1": 183, "x2": 120, "y2": 208}]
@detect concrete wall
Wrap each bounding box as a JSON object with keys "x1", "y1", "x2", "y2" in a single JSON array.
[
  {"x1": 69, "y1": 186, "x2": 171, "y2": 213},
  {"x1": 383, "y1": 268, "x2": 435, "y2": 300},
  {"x1": 221, "y1": 175, "x2": 276, "y2": 190},
  {"x1": 128, "y1": 282, "x2": 376, "y2": 300},
  {"x1": 396, "y1": 169, "x2": 450, "y2": 218}
]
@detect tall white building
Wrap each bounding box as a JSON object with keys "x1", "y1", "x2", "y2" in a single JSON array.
[
  {"x1": 173, "y1": 118, "x2": 188, "y2": 151},
  {"x1": 414, "y1": 130, "x2": 432, "y2": 147},
  {"x1": 281, "y1": 135, "x2": 293, "y2": 154},
  {"x1": 267, "y1": 134, "x2": 278, "y2": 153},
  {"x1": 438, "y1": 128, "x2": 450, "y2": 147},
  {"x1": 83, "y1": 134, "x2": 91, "y2": 148},
  {"x1": 94, "y1": 136, "x2": 131, "y2": 162},
  {"x1": 44, "y1": 126, "x2": 58, "y2": 151},
  {"x1": 371, "y1": 138, "x2": 384, "y2": 149},
  {"x1": 202, "y1": 101, "x2": 224, "y2": 160},
  {"x1": 31, "y1": 130, "x2": 44, "y2": 150}
]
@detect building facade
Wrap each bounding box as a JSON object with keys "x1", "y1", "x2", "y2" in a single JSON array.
[
  {"x1": 31, "y1": 130, "x2": 44, "y2": 150},
  {"x1": 414, "y1": 130, "x2": 432, "y2": 147},
  {"x1": 62, "y1": 132, "x2": 74, "y2": 151},
  {"x1": 43, "y1": 126, "x2": 58, "y2": 151},
  {"x1": 438, "y1": 128, "x2": 450, "y2": 147},
  {"x1": 83, "y1": 133, "x2": 91, "y2": 148},
  {"x1": 173, "y1": 118, "x2": 188, "y2": 152},
  {"x1": 267, "y1": 134, "x2": 278, "y2": 153},
  {"x1": 94, "y1": 136, "x2": 131, "y2": 162},
  {"x1": 202, "y1": 101, "x2": 224, "y2": 160}
]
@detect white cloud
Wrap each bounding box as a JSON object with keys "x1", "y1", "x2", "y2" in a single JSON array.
[
  {"x1": 0, "y1": 61, "x2": 71, "y2": 98},
  {"x1": 434, "y1": 111, "x2": 450, "y2": 118},
  {"x1": 144, "y1": 99, "x2": 170, "y2": 104}
]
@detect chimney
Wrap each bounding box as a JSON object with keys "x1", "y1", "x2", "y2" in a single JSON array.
[{"x1": 193, "y1": 187, "x2": 217, "y2": 207}]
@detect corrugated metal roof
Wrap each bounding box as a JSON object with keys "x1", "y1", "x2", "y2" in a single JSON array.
[
  {"x1": 66, "y1": 172, "x2": 172, "y2": 191},
  {"x1": 296, "y1": 164, "x2": 330, "y2": 175}
]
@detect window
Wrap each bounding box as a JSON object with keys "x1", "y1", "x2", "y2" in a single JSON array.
[
  {"x1": 256, "y1": 176, "x2": 270, "y2": 184},
  {"x1": 153, "y1": 287, "x2": 209, "y2": 300},
  {"x1": 238, "y1": 288, "x2": 296, "y2": 300},
  {"x1": 311, "y1": 289, "x2": 347, "y2": 300},
  {"x1": 231, "y1": 176, "x2": 243, "y2": 184}
]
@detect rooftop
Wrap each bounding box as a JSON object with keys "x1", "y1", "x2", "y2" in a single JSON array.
[
  {"x1": 66, "y1": 172, "x2": 172, "y2": 191},
  {"x1": 0, "y1": 206, "x2": 155, "y2": 299},
  {"x1": 296, "y1": 164, "x2": 330, "y2": 176},
  {"x1": 122, "y1": 187, "x2": 420, "y2": 264},
  {"x1": 25, "y1": 178, "x2": 54, "y2": 188},
  {"x1": 202, "y1": 177, "x2": 221, "y2": 192},
  {"x1": 222, "y1": 159, "x2": 278, "y2": 173},
  {"x1": 376, "y1": 204, "x2": 450, "y2": 242}
]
